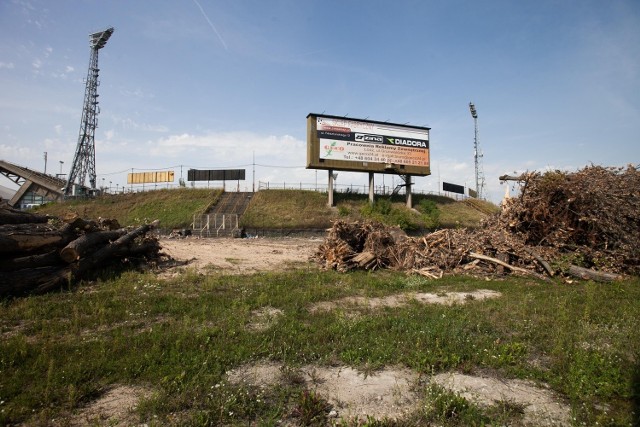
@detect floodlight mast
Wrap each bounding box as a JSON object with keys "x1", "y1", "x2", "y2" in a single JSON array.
[
  {"x1": 64, "y1": 27, "x2": 114, "y2": 196},
  {"x1": 469, "y1": 102, "x2": 485, "y2": 199}
]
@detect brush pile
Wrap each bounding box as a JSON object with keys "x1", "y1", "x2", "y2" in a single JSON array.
[
  {"x1": 0, "y1": 204, "x2": 162, "y2": 297},
  {"x1": 315, "y1": 165, "x2": 639, "y2": 280}
]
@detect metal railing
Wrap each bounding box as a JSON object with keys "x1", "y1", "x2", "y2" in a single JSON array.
[{"x1": 192, "y1": 213, "x2": 239, "y2": 237}]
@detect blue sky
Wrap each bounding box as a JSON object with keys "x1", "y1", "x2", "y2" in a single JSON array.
[{"x1": 1, "y1": 0, "x2": 639, "y2": 202}]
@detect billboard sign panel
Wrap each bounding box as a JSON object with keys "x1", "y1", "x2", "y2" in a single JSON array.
[
  {"x1": 127, "y1": 171, "x2": 174, "y2": 184},
  {"x1": 443, "y1": 182, "x2": 465, "y2": 195},
  {"x1": 187, "y1": 169, "x2": 245, "y2": 181},
  {"x1": 307, "y1": 113, "x2": 430, "y2": 176}
]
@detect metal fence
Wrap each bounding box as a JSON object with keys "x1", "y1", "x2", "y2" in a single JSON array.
[{"x1": 192, "y1": 213, "x2": 239, "y2": 237}]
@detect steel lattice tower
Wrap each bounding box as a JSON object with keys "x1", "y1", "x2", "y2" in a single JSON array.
[
  {"x1": 64, "y1": 27, "x2": 114, "y2": 196},
  {"x1": 469, "y1": 102, "x2": 486, "y2": 199}
]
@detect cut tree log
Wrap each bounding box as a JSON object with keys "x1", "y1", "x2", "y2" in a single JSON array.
[
  {"x1": 0, "y1": 224, "x2": 64, "y2": 254},
  {"x1": 0, "y1": 250, "x2": 63, "y2": 271},
  {"x1": 0, "y1": 207, "x2": 50, "y2": 225},
  {"x1": 74, "y1": 220, "x2": 160, "y2": 274},
  {"x1": 60, "y1": 229, "x2": 128, "y2": 263},
  {"x1": 523, "y1": 247, "x2": 555, "y2": 277},
  {"x1": 567, "y1": 265, "x2": 623, "y2": 282},
  {"x1": 0, "y1": 266, "x2": 68, "y2": 297}
]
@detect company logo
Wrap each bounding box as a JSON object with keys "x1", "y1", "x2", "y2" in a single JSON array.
[
  {"x1": 386, "y1": 137, "x2": 428, "y2": 148},
  {"x1": 323, "y1": 141, "x2": 344, "y2": 156},
  {"x1": 354, "y1": 133, "x2": 383, "y2": 143}
]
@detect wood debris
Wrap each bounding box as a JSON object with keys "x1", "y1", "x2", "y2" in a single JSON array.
[
  {"x1": 0, "y1": 205, "x2": 162, "y2": 297},
  {"x1": 314, "y1": 165, "x2": 640, "y2": 281}
]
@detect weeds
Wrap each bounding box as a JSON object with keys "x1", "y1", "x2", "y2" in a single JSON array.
[{"x1": 0, "y1": 270, "x2": 638, "y2": 425}]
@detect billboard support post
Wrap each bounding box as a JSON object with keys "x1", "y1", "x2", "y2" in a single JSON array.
[
  {"x1": 368, "y1": 172, "x2": 375, "y2": 204},
  {"x1": 406, "y1": 174, "x2": 413, "y2": 208},
  {"x1": 328, "y1": 169, "x2": 335, "y2": 207}
]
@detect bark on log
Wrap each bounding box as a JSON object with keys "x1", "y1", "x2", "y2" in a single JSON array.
[
  {"x1": 74, "y1": 220, "x2": 159, "y2": 274},
  {"x1": 0, "y1": 250, "x2": 63, "y2": 271},
  {"x1": 0, "y1": 266, "x2": 68, "y2": 297},
  {"x1": 60, "y1": 229, "x2": 128, "y2": 263},
  {"x1": 523, "y1": 247, "x2": 555, "y2": 277},
  {"x1": 567, "y1": 265, "x2": 623, "y2": 282},
  {"x1": 0, "y1": 208, "x2": 50, "y2": 225},
  {"x1": 0, "y1": 225, "x2": 64, "y2": 254}
]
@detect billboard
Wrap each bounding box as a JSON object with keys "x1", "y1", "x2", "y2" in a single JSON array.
[
  {"x1": 443, "y1": 182, "x2": 465, "y2": 195},
  {"x1": 187, "y1": 169, "x2": 245, "y2": 181},
  {"x1": 307, "y1": 113, "x2": 430, "y2": 176},
  {"x1": 127, "y1": 171, "x2": 175, "y2": 184}
]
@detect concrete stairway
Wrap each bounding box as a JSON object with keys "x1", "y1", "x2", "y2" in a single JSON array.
[{"x1": 194, "y1": 192, "x2": 253, "y2": 237}]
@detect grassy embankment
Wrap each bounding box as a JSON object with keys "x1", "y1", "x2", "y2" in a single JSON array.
[
  {"x1": 35, "y1": 188, "x2": 222, "y2": 230},
  {"x1": 35, "y1": 188, "x2": 497, "y2": 232},
  {"x1": 240, "y1": 189, "x2": 497, "y2": 231}
]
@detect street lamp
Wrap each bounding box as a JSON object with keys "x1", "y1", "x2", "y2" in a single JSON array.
[{"x1": 59, "y1": 160, "x2": 64, "y2": 175}]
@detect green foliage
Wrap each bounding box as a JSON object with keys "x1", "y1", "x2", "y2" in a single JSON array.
[
  {"x1": 420, "y1": 384, "x2": 491, "y2": 426},
  {"x1": 337, "y1": 205, "x2": 350, "y2": 216},
  {"x1": 290, "y1": 390, "x2": 331, "y2": 425},
  {"x1": 34, "y1": 188, "x2": 220, "y2": 229},
  {"x1": 359, "y1": 199, "x2": 421, "y2": 231}
]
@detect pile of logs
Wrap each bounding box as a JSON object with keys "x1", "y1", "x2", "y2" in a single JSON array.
[{"x1": 0, "y1": 204, "x2": 161, "y2": 297}]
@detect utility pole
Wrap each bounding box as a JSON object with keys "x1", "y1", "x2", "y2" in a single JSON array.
[
  {"x1": 469, "y1": 102, "x2": 486, "y2": 199},
  {"x1": 65, "y1": 27, "x2": 114, "y2": 196},
  {"x1": 43, "y1": 152, "x2": 47, "y2": 174}
]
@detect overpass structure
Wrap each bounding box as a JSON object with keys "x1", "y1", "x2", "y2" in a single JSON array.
[{"x1": 0, "y1": 160, "x2": 65, "y2": 208}]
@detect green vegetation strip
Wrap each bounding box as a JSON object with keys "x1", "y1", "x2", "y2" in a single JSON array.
[
  {"x1": 35, "y1": 188, "x2": 221, "y2": 229},
  {"x1": 1, "y1": 270, "x2": 638, "y2": 425}
]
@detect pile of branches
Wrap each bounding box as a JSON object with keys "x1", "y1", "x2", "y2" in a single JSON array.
[
  {"x1": 500, "y1": 165, "x2": 639, "y2": 275},
  {"x1": 0, "y1": 204, "x2": 162, "y2": 297},
  {"x1": 315, "y1": 165, "x2": 639, "y2": 280},
  {"x1": 314, "y1": 220, "x2": 557, "y2": 281}
]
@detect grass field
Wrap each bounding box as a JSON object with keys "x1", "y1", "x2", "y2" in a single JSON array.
[{"x1": 1, "y1": 265, "x2": 638, "y2": 426}]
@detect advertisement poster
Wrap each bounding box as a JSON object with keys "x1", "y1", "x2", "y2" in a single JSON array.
[{"x1": 317, "y1": 117, "x2": 429, "y2": 168}]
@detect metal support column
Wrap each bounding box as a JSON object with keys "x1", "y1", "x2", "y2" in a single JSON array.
[{"x1": 368, "y1": 172, "x2": 375, "y2": 204}]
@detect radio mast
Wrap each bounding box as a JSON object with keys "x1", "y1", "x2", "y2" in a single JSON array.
[
  {"x1": 64, "y1": 27, "x2": 114, "y2": 196},
  {"x1": 469, "y1": 102, "x2": 485, "y2": 199}
]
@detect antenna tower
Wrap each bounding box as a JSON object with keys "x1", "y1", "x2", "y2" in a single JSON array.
[
  {"x1": 469, "y1": 102, "x2": 486, "y2": 199},
  {"x1": 64, "y1": 27, "x2": 114, "y2": 196}
]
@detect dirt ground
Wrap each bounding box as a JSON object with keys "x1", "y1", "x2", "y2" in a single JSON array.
[
  {"x1": 68, "y1": 237, "x2": 570, "y2": 426},
  {"x1": 159, "y1": 236, "x2": 322, "y2": 275}
]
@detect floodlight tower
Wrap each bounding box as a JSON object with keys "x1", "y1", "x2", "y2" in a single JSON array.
[
  {"x1": 469, "y1": 102, "x2": 485, "y2": 199},
  {"x1": 64, "y1": 27, "x2": 114, "y2": 196}
]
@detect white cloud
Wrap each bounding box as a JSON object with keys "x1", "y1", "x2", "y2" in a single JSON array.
[{"x1": 0, "y1": 62, "x2": 15, "y2": 69}]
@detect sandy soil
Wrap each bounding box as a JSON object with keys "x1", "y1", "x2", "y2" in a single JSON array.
[{"x1": 159, "y1": 236, "x2": 322, "y2": 275}]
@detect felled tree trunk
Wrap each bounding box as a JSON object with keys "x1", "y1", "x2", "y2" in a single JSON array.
[
  {"x1": 74, "y1": 220, "x2": 160, "y2": 275},
  {"x1": 0, "y1": 250, "x2": 63, "y2": 271},
  {"x1": 60, "y1": 229, "x2": 128, "y2": 263},
  {"x1": 567, "y1": 265, "x2": 622, "y2": 282}
]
